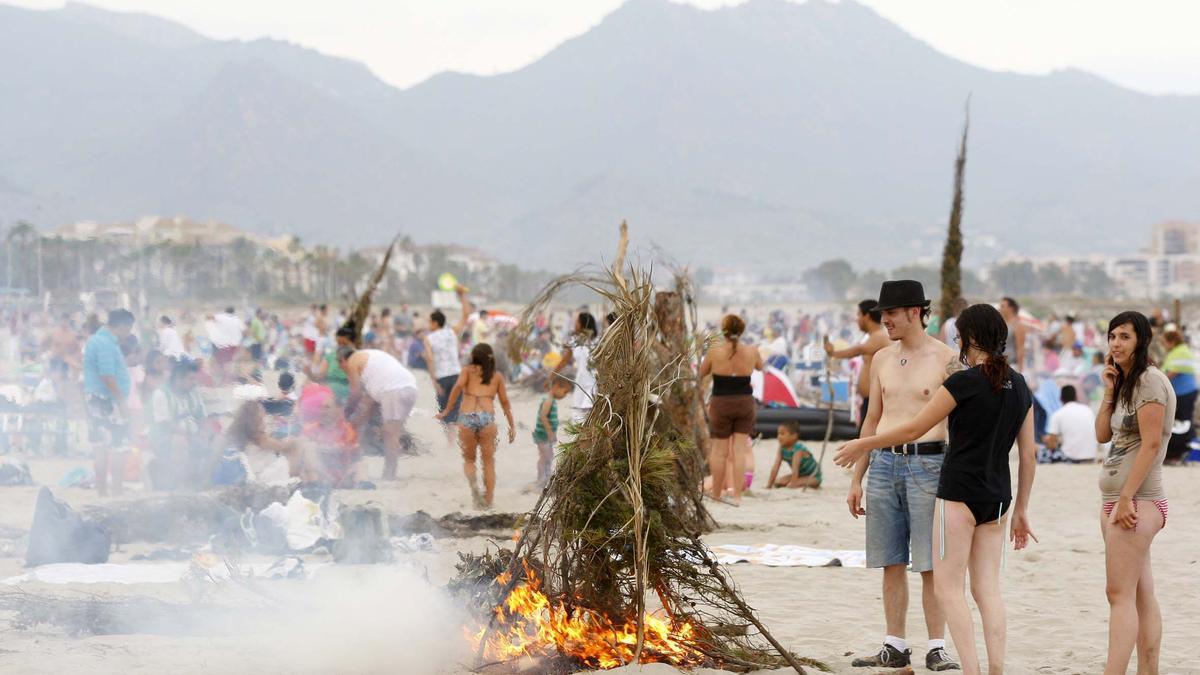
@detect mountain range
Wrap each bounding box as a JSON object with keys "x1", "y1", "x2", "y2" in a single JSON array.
[{"x1": 2, "y1": 0, "x2": 1198, "y2": 270}]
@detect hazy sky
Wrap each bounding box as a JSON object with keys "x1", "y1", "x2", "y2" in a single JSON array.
[{"x1": 12, "y1": 0, "x2": 1200, "y2": 95}]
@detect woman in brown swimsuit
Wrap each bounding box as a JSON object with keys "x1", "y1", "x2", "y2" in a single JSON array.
[{"x1": 700, "y1": 315, "x2": 763, "y2": 505}]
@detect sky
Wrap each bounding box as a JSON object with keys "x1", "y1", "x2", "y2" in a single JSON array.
[{"x1": 10, "y1": 0, "x2": 1200, "y2": 95}]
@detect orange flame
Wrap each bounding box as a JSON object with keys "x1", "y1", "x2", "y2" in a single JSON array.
[{"x1": 470, "y1": 569, "x2": 706, "y2": 669}]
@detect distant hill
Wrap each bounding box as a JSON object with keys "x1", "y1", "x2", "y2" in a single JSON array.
[{"x1": 2, "y1": 0, "x2": 1198, "y2": 269}]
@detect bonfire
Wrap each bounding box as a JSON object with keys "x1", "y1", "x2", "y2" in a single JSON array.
[{"x1": 451, "y1": 260, "x2": 820, "y2": 673}]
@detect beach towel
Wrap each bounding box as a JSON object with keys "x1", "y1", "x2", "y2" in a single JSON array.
[{"x1": 708, "y1": 543, "x2": 866, "y2": 568}]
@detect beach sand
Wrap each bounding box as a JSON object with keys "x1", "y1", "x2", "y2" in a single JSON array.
[{"x1": 0, "y1": 384, "x2": 1197, "y2": 674}]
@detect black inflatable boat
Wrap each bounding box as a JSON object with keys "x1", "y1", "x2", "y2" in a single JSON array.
[{"x1": 754, "y1": 405, "x2": 858, "y2": 441}]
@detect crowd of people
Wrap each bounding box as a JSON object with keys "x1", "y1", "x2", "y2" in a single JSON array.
[
  {"x1": 0, "y1": 288, "x2": 603, "y2": 507},
  {"x1": 1, "y1": 276, "x2": 1192, "y2": 672}
]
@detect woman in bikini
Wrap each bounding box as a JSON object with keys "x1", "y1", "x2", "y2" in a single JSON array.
[
  {"x1": 437, "y1": 343, "x2": 515, "y2": 508},
  {"x1": 1094, "y1": 311, "x2": 1173, "y2": 675},
  {"x1": 699, "y1": 314, "x2": 763, "y2": 505},
  {"x1": 834, "y1": 304, "x2": 1037, "y2": 675}
]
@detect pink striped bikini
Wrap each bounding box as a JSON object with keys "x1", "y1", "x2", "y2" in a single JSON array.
[{"x1": 1103, "y1": 498, "x2": 1169, "y2": 528}]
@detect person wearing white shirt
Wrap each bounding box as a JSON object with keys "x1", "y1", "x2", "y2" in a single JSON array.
[
  {"x1": 553, "y1": 312, "x2": 599, "y2": 424},
  {"x1": 157, "y1": 316, "x2": 185, "y2": 358},
  {"x1": 1044, "y1": 385, "x2": 1097, "y2": 463},
  {"x1": 206, "y1": 307, "x2": 244, "y2": 384},
  {"x1": 941, "y1": 297, "x2": 969, "y2": 347}
]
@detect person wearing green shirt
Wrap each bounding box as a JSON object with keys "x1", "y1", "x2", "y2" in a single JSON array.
[
  {"x1": 532, "y1": 374, "x2": 572, "y2": 488},
  {"x1": 1161, "y1": 329, "x2": 1197, "y2": 463},
  {"x1": 767, "y1": 421, "x2": 821, "y2": 488},
  {"x1": 306, "y1": 343, "x2": 351, "y2": 403},
  {"x1": 249, "y1": 309, "x2": 267, "y2": 363}
]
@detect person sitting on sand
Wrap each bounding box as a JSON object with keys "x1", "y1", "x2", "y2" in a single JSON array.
[
  {"x1": 436, "y1": 343, "x2": 515, "y2": 509},
  {"x1": 213, "y1": 400, "x2": 309, "y2": 486},
  {"x1": 148, "y1": 358, "x2": 211, "y2": 490},
  {"x1": 297, "y1": 383, "x2": 370, "y2": 489},
  {"x1": 307, "y1": 339, "x2": 351, "y2": 404},
  {"x1": 766, "y1": 422, "x2": 821, "y2": 489},
  {"x1": 1043, "y1": 385, "x2": 1097, "y2": 464},
  {"x1": 262, "y1": 371, "x2": 299, "y2": 439}
]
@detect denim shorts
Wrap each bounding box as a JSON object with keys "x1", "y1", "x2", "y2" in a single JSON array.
[{"x1": 865, "y1": 449, "x2": 944, "y2": 573}]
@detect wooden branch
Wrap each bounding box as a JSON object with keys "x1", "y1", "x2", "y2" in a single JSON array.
[
  {"x1": 816, "y1": 347, "x2": 836, "y2": 474},
  {"x1": 692, "y1": 536, "x2": 806, "y2": 674},
  {"x1": 613, "y1": 220, "x2": 629, "y2": 291}
]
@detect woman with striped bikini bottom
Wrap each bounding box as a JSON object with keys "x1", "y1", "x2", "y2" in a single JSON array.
[{"x1": 1094, "y1": 311, "x2": 1174, "y2": 675}]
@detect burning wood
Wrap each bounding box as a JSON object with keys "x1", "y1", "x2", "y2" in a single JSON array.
[{"x1": 471, "y1": 566, "x2": 706, "y2": 670}]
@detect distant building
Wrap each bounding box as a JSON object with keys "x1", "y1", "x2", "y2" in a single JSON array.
[
  {"x1": 1152, "y1": 221, "x2": 1200, "y2": 256},
  {"x1": 985, "y1": 221, "x2": 1200, "y2": 299},
  {"x1": 53, "y1": 215, "x2": 296, "y2": 253}
]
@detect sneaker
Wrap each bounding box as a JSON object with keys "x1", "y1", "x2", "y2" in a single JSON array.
[
  {"x1": 851, "y1": 644, "x2": 912, "y2": 668},
  {"x1": 925, "y1": 647, "x2": 961, "y2": 671}
]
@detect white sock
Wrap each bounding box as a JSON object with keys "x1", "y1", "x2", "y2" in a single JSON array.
[
  {"x1": 884, "y1": 635, "x2": 907, "y2": 652},
  {"x1": 928, "y1": 638, "x2": 946, "y2": 651}
]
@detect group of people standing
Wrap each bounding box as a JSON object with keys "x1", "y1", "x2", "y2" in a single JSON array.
[
  {"x1": 696, "y1": 279, "x2": 1174, "y2": 673},
  {"x1": 823, "y1": 280, "x2": 1171, "y2": 675}
]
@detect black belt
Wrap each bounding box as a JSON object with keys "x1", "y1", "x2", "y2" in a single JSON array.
[{"x1": 882, "y1": 441, "x2": 946, "y2": 456}]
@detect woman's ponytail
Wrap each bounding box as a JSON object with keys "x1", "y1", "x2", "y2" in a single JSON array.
[{"x1": 720, "y1": 314, "x2": 745, "y2": 356}]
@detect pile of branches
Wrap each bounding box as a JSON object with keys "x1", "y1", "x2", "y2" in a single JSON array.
[{"x1": 462, "y1": 266, "x2": 817, "y2": 673}]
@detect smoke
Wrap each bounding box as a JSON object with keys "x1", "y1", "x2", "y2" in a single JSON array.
[{"x1": 231, "y1": 564, "x2": 470, "y2": 674}]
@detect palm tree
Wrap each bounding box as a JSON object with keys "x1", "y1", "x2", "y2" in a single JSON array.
[{"x1": 5, "y1": 220, "x2": 37, "y2": 290}]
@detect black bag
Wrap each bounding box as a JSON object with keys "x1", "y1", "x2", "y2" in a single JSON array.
[{"x1": 26, "y1": 487, "x2": 111, "y2": 566}]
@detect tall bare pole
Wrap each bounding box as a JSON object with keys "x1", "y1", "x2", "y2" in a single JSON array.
[{"x1": 939, "y1": 101, "x2": 970, "y2": 323}]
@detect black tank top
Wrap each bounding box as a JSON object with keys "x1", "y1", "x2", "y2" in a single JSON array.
[{"x1": 712, "y1": 374, "x2": 753, "y2": 397}]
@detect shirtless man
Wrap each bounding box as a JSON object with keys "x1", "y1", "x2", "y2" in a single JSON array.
[
  {"x1": 999, "y1": 297, "x2": 1027, "y2": 374},
  {"x1": 825, "y1": 300, "x2": 889, "y2": 428},
  {"x1": 847, "y1": 281, "x2": 961, "y2": 672},
  {"x1": 339, "y1": 346, "x2": 418, "y2": 480}
]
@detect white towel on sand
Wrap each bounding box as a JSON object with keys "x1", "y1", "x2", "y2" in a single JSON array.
[{"x1": 709, "y1": 543, "x2": 866, "y2": 568}]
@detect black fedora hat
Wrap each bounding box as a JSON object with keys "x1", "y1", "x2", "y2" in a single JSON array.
[{"x1": 876, "y1": 280, "x2": 931, "y2": 312}]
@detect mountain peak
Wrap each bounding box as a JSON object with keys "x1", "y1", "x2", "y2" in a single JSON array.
[{"x1": 55, "y1": 1, "x2": 206, "y2": 48}]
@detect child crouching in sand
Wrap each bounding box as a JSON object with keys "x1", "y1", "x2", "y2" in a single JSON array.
[
  {"x1": 766, "y1": 421, "x2": 821, "y2": 489},
  {"x1": 532, "y1": 372, "x2": 572, "y2": 489}
]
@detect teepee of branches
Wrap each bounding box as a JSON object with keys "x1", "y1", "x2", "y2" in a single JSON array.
[
  {"x1": 457, "y1": 265, "x2": 815, "y2": 673},
  {"x1": 939, "y1": 105, "x2": 970, "y2": 322}
]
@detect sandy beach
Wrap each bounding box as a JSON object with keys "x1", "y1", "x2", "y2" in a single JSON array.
[{"x1": 0, "y1": 383, "x2": 1197, "y2": 675}]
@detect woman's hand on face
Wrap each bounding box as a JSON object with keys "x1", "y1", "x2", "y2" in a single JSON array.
[
  {"x1": 1109, "y1": 496, "x2": 1138, "y2": 530},
  {"x1": 832, "y1": 440, "x2": 864, "y2": 468},
  {"x1": 1101, "y1": 355, "x2": 1119, "y2": 392},
  {"x1": 1010, "y1": 511, "x2": 1038, "y2": 550}
]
